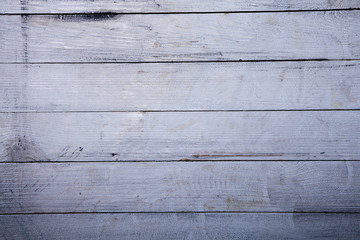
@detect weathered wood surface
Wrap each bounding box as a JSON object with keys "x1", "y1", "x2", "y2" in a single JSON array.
[
  {"x1": 1, "y1": 161, "x2": 359, "y2": 213},
  {"x1": 1, "y1": 0, "x2": 359, "y2": 14},
  {"x1": 1, "y1": 1, "x2": 359, "y2": 238},
  {"x1": 1, "y1": 11, "x2": 360, "y2": 63},
  {"x1": 1, "y1": 61, "x2": 360, "y2": 112},
  {"x1": 1, "y1": 111, "x2": 359, "y2": 162},
  {"x1": 1, "y1": 213, "x2": 359, "y2": 240}
]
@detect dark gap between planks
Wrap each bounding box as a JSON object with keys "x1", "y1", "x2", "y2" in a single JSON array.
[
  {"x1": 1, "y1": 8, "x2": 360, "y2": 15},
  {"x1": 1, "y1": 211, "x2": 360, "y2": 215},
  {"x1": 1, "y1": 59, "x2": 360, "y2": 65}
]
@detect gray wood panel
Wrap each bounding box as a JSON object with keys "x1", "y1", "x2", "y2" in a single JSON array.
[
  {"x1": 1, "y1": 111, "x2": 359, "y2": 162},
  {"x1": 1, "y1": 0, "x2": 359, "y2": 239},
  {"x1": 1, "y1": 213, "x2": 359, "y2": 240},
  {"x1": 2, "y1": 61, "x2": 360, "y2": 112},
  {"x1": 1, "y1": 11, "x2": 360, "y2": 63},
  {"x1": 1, "y1": 0, "x2": 359, "y2": 14},
  {"x1": 1, "y1": 162, "x2": 359, "y2": 213}
]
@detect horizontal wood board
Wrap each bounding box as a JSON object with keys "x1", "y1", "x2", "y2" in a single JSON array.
[
  {"x1": 1, "y1": 0, "x2": 359, "y2": 14},
  {"x1": 0, "y1": 161, "x2": 359, "y2": 213},
  {"x1": 1, "y1": 61, "x2": 360, "y2": 112},
  {"x1": 1, "y1": 213, "x2": 359, "y2": 239},
  {"x1": 0, "y1": 111, "x2": 359, "y2": 162},
  {"x1": 1, "y1": 11, "x2": 360, "y2": 63}
]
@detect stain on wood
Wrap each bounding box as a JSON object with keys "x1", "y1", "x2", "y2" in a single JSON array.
[{"x1": 56, "y1": 14, "x2": 119, "y2": 22}]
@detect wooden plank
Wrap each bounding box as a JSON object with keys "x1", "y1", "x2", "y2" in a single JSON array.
[
  {"x1": 1, "y1": 213, "x2": 359, "y2": 240},
  {"x1": 0, "y1": 161, "x2": 359, "y2": 213},
  {"x1": 1, "y1": 61, "x2": 360, "y2": 112},
  {"x1": 1, "y1": 0, "x2": 359, "y2": 14},
  {"x1": 1, "y1": 11, "x2": 360, "y2": 63},
  {"x1": 0, "y1": 111, "x2": 359, "y2": 162}
]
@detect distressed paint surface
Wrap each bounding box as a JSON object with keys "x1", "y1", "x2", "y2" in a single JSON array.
[
  {"x1": 1, "y1": 1, "x2": 360, "y2": 239},
  {"x1": 0, "y1": 111, "x2": 359, "y2": 162},
  {"x1": 1, "y1": 11, "x2": 360, "y2": 63},
  {"x1": 1, "y1": 61, "x2": 359, "y2": 112},
  {"x1": 1, "y1": 0, "x2": 359, "y2": 14},
  {"x1": 0, "y1": 162, "x2": 359, "y2": 213}
]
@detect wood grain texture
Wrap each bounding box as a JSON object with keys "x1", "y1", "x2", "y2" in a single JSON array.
[
  {"x1": 1, "y1": 0, "x2": 359, "y2": 14},
  {"x1": 0, "y1": 111, "x2": 359, "y2": 162},
  {"x1": 1, "y1": 11, "x2": 360, "y2": 63},
  {"x1": 0, "y1": 161, "x2": 359, "y2": 213},
  {"x1": 1, "y1": 1, "x2": 359, "y2": 239},
  {"x1": 1, "y1": 61, "x2": 360, "y2": 112},
  {"x1": 1, "y1": 213, "x2": 359, "y2": 240}
]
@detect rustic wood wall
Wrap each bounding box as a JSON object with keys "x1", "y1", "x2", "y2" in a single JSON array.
[{"x1": 1, "y1": 1, "x2": 359, "y2": 239}]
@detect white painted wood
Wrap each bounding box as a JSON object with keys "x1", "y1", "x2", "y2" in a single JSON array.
[
  {"x1": 1, "y1": 0, "x2": 359, "y2": 14},
  {"x1": 1, "y1": 213, "x2": 359, "y2": 239},
  {"x1": 1, "y1": 61, "x2": 360, "y2": 112},
  {"x1": 0, "y1": 162, "x2": 359, "y2": 213},
  {"x1": 0, "y1": 111, "x2": 359, "y2": 161},
  {"x1": 1, "y1": 11, "x2": 360, "y2": 63},
  {"x1": 0, "y1": 1, "x2": 358, "y2": 239}
]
